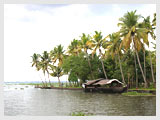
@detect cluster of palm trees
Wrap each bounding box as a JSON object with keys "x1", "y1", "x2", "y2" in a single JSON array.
[
  {"x1": 31, "y1": 10, "x2": 156, "y2": 88},
  {"x1": 31, "y1": 45, "x2": 65, "y2": 87}
]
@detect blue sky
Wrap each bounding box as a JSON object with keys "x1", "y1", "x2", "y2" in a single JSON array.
[{"x1": 4, "y1": 4, "x2": 156, "y2": 82}]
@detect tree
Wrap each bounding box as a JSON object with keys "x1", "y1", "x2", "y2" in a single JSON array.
[
  {"x1": 80, "y1": 33, "x2": 94, "y2": 79},
  {"x1": 50, "y1": 45, "x2": 66, "y2": 86},
  {"x1": 49, "y1": 65, "x2": 63, "y2": 87},
  {"x1": 89, "y1": 31, "x2": 108, "y2": 79},
  {"x1": 118, "y1": 10, "x2": 149, "y2": 88},
  {"x1": 39, "y1": 51, "x2": 52, "y2": 86},
  {"x1": 50, "y1": 45, "x2": 65, "y2": 66},
  {"x1": 105, "y1": 32, "x2": 126, "y2": 84},
  {"x1": 62, "y1": 53, "x2": 90, "y2": 84},
  {"x1": 141, "y1": 16, "x2": 156, "y2": 86},
  {"x1": 31, "y1": 53, "x2": 45, "y2": 86},
  {"x1": 68, "y1": 39, "x2": 81, "y2": 56}
]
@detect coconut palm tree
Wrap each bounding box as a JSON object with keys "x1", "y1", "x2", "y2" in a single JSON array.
[
  {"x1": 50, "y1": 45, "x2": 65, "y2": 66},
  {"x1": 31, "y1": 53, "x2": 40, "y2": 69},
  {"x1": 80, "y1": 33, "x2": 94, "y2": 79},
  {"x1": 118, "y1": 10, "x2": 149, "y2": 88},
  {"x1": 89, "y1": 31, "x2": 108, "y2": 79},
  {"x1": 49, "y1": 65, "x2": 63, "y2": 87},
  {"x1": 39, "y1": 51, "x2": 52, "y2": 86},
  {"x1": 31, "y1": 53, "x2": 46, "y2": 86},
  {"x1": 142, "y1": 16, "x2": 156, "y2": 86},
  {"x1": 50, "y1": 45, "x2": 65, "y2": 85},
  {"x1": 68, "y1": 39, "x2": 81, "y2": 56},
  {"x1": 105, "y1": 32, "x2": 126, "y2": 84}
]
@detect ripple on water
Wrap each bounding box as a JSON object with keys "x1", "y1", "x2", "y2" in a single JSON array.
[{"x1": 4, "y1": 85, "x2": 156, "y2": 116}]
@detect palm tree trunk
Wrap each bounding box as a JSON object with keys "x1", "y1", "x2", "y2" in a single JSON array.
[
  {"x1": 58, "y1": 76, "x2": 61, "y2": 87},
  {"x1": 38, "y1": 74, "x2": 45, "y2": 87},
  {"x1": 47, "y1": 72, "x2": 52, "y2": 87},
  {"x1": 133, "y1": 38, "x2": 148, "y2": 88},
  {"x1": 86, "y1": 51, "x2": 94, "y2": 79},
  {"x1": 118, "y1": 53, "x2": 125, "y2": 84},
  {"x1": 87, "y1": 58, "x2": 94, "y2": 79},
  {"x1": 144, "y1": 49, "x2": 146, "y2": 79},
  {"x1": 149, "y1": 51, "x2": 156, "y2": 87},
  {"x1": 132, "y1": 43, "x2": 138, "y2": 88},
  {"x1": 99, "y1": 49, "x2": 107, "y2": 79},
  {"x1": 43, "y1": 73, "x2": 48, "y2": 87},
  {"x1": 133, "y1": 51, "x2": 138, "y2": 88}
]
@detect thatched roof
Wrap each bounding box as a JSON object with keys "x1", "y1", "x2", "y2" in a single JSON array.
[
  {"x1": 85, "y1": 79, "x2": 124, "y2": 86},
  {"x1": 93, "y1": 79, "x2": 110, "y2": 85},
  {"x1": 93, "y1": 79, "x2": 124, "y2": 85},
  {"x1": 84, "y1": 78, "x2": 104, "y2": 85}
]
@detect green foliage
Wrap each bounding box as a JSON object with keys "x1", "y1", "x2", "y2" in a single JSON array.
[
  {"x1": 71, "y1": 112, "x2": 93, "y2": 116},
  {"x1": 31, "y1": 11, "x2": 156, "y2": 88},
  {"x1": 122, "y1": 91, "x2": 153, "y2": 96},
  {"x1": 62, "y1": 53, "x2": 90, "y2": 82},
  {"x1": 68, "y1": 71, "x2": 78, "y2": 83}
]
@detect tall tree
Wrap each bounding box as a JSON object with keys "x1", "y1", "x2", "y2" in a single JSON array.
[
  {"x1": 80, "y1": 33, "x2": 94, "y2": 79},
  {"x1": 142, "y1": 15, "x2": 156, "y2": 86},
  {"x1": 105, "y1": 32, "x2": 126, "y2": 84},
  {"x1": 89, "y1": 31, "x2": 108, "y2": 79},
  {"x1": 50, "y1": 45, "x2": 65, "y2": 86},
  {"x1": 68, "y1": 39, "x2": 81, "y2": 56},
  {"x1": 118, "y1": 10, "x2": 149, "y2": 88},
  {"x1": 39, "y1": 51, "x2": 52, "y2": 86},
  {"x1": 49, "y1": 65, "x2": 63, "y2": 87},
  {"x1": 50, "y1": 45, "x2": 65, "y2": 66},
  {"x1": 31, "y1": 53, "x2": 45, "y2": 86}
]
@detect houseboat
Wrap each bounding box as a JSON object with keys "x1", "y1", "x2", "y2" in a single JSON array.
[{"x1": 82, "y1": 78, "x2": 127, "y2": 93}]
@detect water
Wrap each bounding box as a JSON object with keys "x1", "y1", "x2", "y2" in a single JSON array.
[{"x1": 4, "y1": 85, "x2": 156, "y2": 116}]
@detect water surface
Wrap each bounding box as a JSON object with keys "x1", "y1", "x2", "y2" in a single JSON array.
[{"x1": 4, "y1": 85, "x2": 156, "y2": 116}]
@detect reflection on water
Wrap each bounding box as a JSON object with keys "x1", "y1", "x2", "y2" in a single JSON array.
[{"x1": 4, "y1": 85, "x2": 156, "y2": 116}]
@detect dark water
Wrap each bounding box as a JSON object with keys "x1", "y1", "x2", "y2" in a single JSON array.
[{"x1": 4, "y1": 85, "x2": 156, "y2": 116}]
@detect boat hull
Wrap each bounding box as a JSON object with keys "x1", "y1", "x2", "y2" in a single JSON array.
[{"x1": 84, "y1": 87, "x2": 127, "y2": 93}]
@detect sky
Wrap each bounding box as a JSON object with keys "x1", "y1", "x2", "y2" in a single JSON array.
[{"x1": 4, "y1": 4, "x2": 156, "y2": 82}]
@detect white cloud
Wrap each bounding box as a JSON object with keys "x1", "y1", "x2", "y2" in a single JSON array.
[{"x1": 4, "y1": 4, "x2": 156, "y2": 82}]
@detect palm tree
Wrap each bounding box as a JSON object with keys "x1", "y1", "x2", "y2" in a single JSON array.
[
  {"x1": 142, "y1": 16, "x2": 156, "y2": 86},
  {"x1": 50, "y1": 45, "x2": 65, "y2": 86},
  {"x1": 31, "y1": 53, "x2": 40, "y2": 69},
  {"x1": 80, "y1": 33, "x2": 94, "y2": 79},
  {"x1": 31, "y1": 53, "x2": 45, "y2": 86},
  {"x1": 105, "y1": 32, "x2": 126, "y2": 84},
  {"x1": 50, "y1": 45, "x2": 65, "y2": 66},
  {"x1": 68, "y1": 39, "x2": 81, "y2": 56},
  {"x1": 89, "y1": 31, "x2": 108, "y2": 79},
  {"x1": 118, "y1": 10, "x2": 149, "y2": 88},
  {"x1": 49, "y1": 65, "x2": 63, "y2": 87},
  {"x1": 39, "y1": 51, "x2": 52, "y2": 87}
]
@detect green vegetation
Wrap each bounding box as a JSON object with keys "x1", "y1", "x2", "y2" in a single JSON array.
[
  {"x1": 71, "y1": 112, "x2": 93, "y2": 116},
  {"x1": 122, "y1": 91, "x2": 154, "y2": 96},
  {"x1": 31, "y1": 10, "x2": 156, "y2": 89}
]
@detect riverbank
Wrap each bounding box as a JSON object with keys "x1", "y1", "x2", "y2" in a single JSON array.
[
  {"x1": 5, "y1": 83, "x2": 156, "y2": 96},
  {"x1": 122, "y1": 91, "x2": 156, "y2": 96},
  {"x1": 38, "y1": 86, "x2": 83, "y2": 90}
]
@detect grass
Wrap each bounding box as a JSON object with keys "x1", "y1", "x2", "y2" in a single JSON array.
[
  {"x1": 122, "y1": 91, "x2": 154, "y2": 96},
  {"x1": 71, "y1": 112, "x2": 93, "y2": 116},
  {"x1": 129, "y1": 88, "x2": 156, "y2": 91},
  {"x1": 7, "y1": 82, "x2": 82, "y2": 88}
]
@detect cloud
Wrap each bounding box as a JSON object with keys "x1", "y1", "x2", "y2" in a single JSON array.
[{"x1": 4, "y1": 4, "x2": 156, "y2": 82}]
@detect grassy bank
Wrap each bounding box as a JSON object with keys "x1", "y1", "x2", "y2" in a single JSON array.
[
  {"x1": 7, "y1": 82, "x2": 82, "y2": 88},
  {"x1": 71, "y1": 112, "x2": 93, "y2": 116},
  {"x1": 122, "y1": 91, "x2": 155, "y2": 96},
  {"x1": 129, "y1": 88, "x2": 156, "y2": 91}
]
